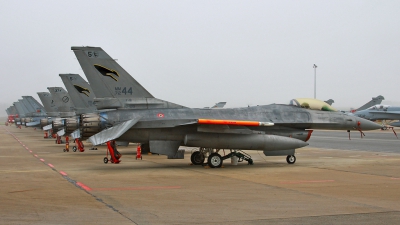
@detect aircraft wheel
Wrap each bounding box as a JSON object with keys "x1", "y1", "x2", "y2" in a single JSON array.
[
  {"x1": 141, "y1": 143, "x2": 150, "y2": 154},
  {"x1": 72, "y1": 146, "x2": 77, "y2": 152},
  {"x1": 208, "y1": 153, "x2": 222, "y2": 168},
  {"x1": 103, "y1": 157, "x2": 108, "y2": 164},
  {"x1": 286, "y1": 155, "x2": 296, "y2": 164},
  {"x1": 63, "y1": 149, "x2": 66, "y2": 152},
  {"x1": 190, "y1": 151, "x2": 205, "y2": 165}
]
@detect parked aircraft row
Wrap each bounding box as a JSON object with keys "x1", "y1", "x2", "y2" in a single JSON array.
[{"x1": 4, "y1": 46, "x2": 383, "y2": 168}]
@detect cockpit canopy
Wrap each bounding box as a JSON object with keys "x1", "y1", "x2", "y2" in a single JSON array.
[
  {"x1": 367, "y1": 104, "x2": 389, "y2": 110},
  {"x1": 289, "y1": 98, "x2": 337, "y2": 112}
]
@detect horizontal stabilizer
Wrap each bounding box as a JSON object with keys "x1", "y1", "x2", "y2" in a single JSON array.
[
  {"x1": 71, "y1": 129, "x2": 80, "y2": 139},
  {"x1": 57, "y1": 129, "x2": 65, "y2": 136},
  {"x1": 88, "y1": 117, "x2": 140, "y2": 146},
  {"x1": 43, "y1": 124, "x2": 52, "y2": 131},
  {"x1": 26, "y1": 121, "x2": 40, "y2": 127}
]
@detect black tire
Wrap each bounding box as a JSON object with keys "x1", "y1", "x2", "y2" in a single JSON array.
[
  {"x1": 208, "y1": 153, "x2": 222, "y2": 168},
  {"x1": 72, "y1": 146, "x2": 77, "y2": 152},
  {"x1": 63, "y1": 149, "x2": 66, "y2": 152},
  {"x1": 190, "y1": 151, "x2": 205, "y2": 165},
  {"x1": 103, "y1": 157, "x2": 108, "y2": 164},
  {"x1": 286, "y1": 155, "x2": 296, "y2": 164},
  {"x1": 141, "y1": 143, "x2": 150, "y2": 154}
]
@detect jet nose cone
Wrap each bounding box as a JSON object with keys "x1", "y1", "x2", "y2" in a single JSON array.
[{"x1": 357, "y1": 118, "x2": 383, "y2": 130}]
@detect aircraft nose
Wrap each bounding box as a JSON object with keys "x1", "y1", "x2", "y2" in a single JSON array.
[{"x1": 357, "y1": 118, "x2": 383, "y2": 130}]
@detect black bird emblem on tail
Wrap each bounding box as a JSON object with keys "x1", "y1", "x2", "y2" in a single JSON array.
[
  {"x1": 73, "y1": 85, "x2": 90, "y2": 97},
  {"x1": 94, "y1": 64, "x2": 120, "y2": 81}
]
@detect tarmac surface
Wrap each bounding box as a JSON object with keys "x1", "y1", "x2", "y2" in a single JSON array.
[{"x1": 1, "y1": 124, "x2": 400, "y2": 224}]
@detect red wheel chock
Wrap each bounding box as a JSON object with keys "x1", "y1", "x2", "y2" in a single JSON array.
[{"x1": 104, "y1": 141, "x2": 121, "y2": 164}]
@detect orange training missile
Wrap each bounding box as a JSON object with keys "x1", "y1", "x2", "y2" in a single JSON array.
[{"x1": 198, "y1": 119, "x2": 274, "y2": 126}]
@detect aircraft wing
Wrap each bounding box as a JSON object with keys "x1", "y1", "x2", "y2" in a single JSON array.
[
  {"x1": 89, "y1": 117, "x2": 141, "y2": 145},
  {"x1": 43, "y1": 124, "x2": 52, "y2": 130}
]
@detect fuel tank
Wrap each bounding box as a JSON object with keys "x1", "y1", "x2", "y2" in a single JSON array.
[{"x1": 184, "y1": 133, "x2": 308, "y2": 151}]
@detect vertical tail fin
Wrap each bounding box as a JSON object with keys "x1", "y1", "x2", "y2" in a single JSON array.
[
  {"x1": 59, "y1": 74, "x2": 97, "y2": 114},
  {"x1": 71, "y1": 46, "x2": 185, "y2": 109},
  {"x1": 9, "y1": 106, "x2": 17, "y2": 115},
  {"x1": 355, "y1": 95, "x2": 385, "y2": 111},
  {"x1": 14, "y1": 101, "x2": 28, "y2": 117},
  {"x1": 37, "y1": 92, "x2": 59, "y2": 117},
  {"x1": 47, "y1": 87, "x2": 76, "y2": 117},
  {"x1": 211, "y1": 102, "x2": 227, "y2": 108},
  {"x1": 71, "y1": 46, "x2": 153, "y2": 99},
  {"x1": 20, "y1": 98, "x2": 36, "y2": 115},
  {"x1": 324, "y1": 99, "x2": 334, "y2": 106},
  {"x1": 22, "y1": 96, "x2": 46, "y2": 116}
]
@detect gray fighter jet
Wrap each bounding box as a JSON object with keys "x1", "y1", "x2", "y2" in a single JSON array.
[
  {"x1": 13, "y1": 98, "x2": 42, "y2": 126},
  {"x1": 59, "y1": 73, "x2": 129, "y2": 148},
  {"x1": 46, "y1": 87, "x2": 77, "y2": 133},
  {"x1": 21, "y1": 96, "x2": 47, "y2": 127},
  {"x1": 37, "y1": 92, "x2": 59, "y2": 117},
  {"x1": 37, "y1": 92, "x2": 59, "y2": 129},
  {"x1": 5, "y1": 106, "x2": 18, "y2": 124},
  {"x1": 13, "y1": 101, "x2": 27, "y2": 126},
  {"x1": 352, "y1": 104, "x2": 400, "y2": 127},
  {"x1": 70, "y1": 46, "x2": 382, "y2": 167},
  {"x1": 59, "y1": 74, "x2": 97, "y2": 114},
  {"x1": 6, "y1": 105, "x2": 19, "y2": 125}
]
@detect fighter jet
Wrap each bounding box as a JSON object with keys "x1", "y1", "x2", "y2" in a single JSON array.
[
  {"x1": 13, "y1": 101, "x2": 26, "y2": 126},
  {"x1": 20, "y1": 96, "x2": 47, "y2": 127},
  {"x1": 70, "y1": 46, "x2": 382, "y2": 167},
  {"x1": 352, "y1": 104, "x2": 400, "y2": 127},
  {"x1": 59, "y1": 74, "x2": 97, "y2": 114},
  {"x1": 13, "y1": 99, "x2": 34, "y2": 126},
  {"x1": 37, "y1": 92, "x2": 59, "y2": 129},
  {"x1": 5, "y1": 106, "x2": 18, "y2": 125}
]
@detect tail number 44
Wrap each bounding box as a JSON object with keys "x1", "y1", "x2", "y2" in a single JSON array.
[{"x1": 115, "y1": 87, "x2": 133, "y2": 95}]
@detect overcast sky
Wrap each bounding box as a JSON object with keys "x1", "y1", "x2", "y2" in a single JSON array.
[{"x1": 1, "y1": 0, "x2": 399, "y2": 116}]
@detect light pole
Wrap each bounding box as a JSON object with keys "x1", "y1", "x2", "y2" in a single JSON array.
[{"x1": 313, "y1": 64, "x2": 317, "y2": 99}]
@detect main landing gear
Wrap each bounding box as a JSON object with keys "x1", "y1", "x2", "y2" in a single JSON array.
[{"x1": 190, "y1": 148, "x2": 254, "y2": 168}]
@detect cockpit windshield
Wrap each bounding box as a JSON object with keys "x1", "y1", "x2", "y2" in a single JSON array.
[
  {"x1": 289, "y1": 98, "x2": 337, "y2": 112},
  {"x1": 367, "y1": 104, "x2": 389, "y2": 110}
]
